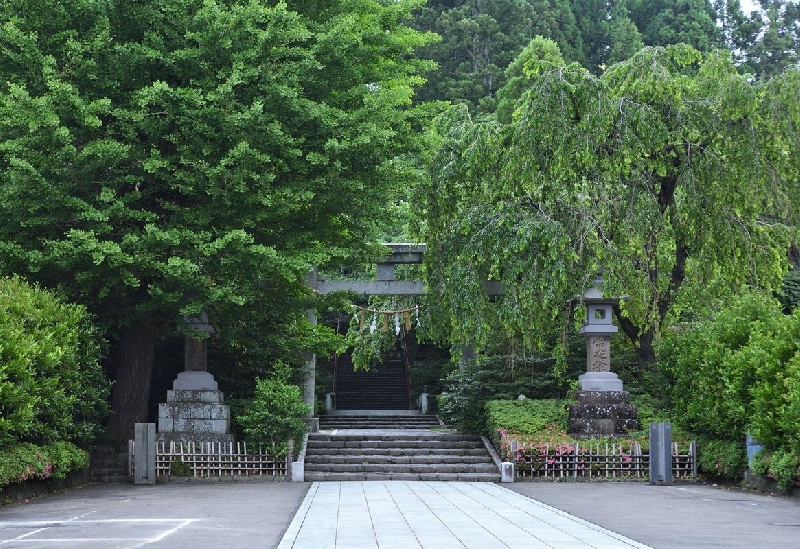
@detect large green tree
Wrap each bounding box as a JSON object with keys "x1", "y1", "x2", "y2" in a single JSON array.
[
  {"x1": 743, "y1": 0, "x2": 800, "y2": 78},
  {"x1": 421, "y1": 45, "x2": 799, "y2": 366},
  {"x1": 0, "y1": 0, "x2": 436, "y2": 440},
  {"x1": 413, "y1": 0, "x2": 583, "y2": 111},
  {"x1": 573, "y1": 0, "x2": 644, "y2": 72},
  {"x1": 630, "y1": 0, "x2": 721, "y2": 51}
]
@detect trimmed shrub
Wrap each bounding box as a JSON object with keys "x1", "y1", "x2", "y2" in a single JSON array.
[
  {"x1": 0, "y1": 441, "x2": 89, "y2": 486},
  {"x1": 236, "y1": 362, "x2": 310, "y2": 457},
  {"x1": 696, "y1": 438, "x2": 747, "y2": 481},
  {"x1": 438, "y1": 354, "x2": 573, "y2": 434},
  {"x1": 485, "y1": 399, "x2": 569, "y2": 437},
  {"x1": 659, "y1": 291, "x2": 800, "y2": 485},
  {"x1": 0, "y1": 276, "x2": 110, "y2": 449}
]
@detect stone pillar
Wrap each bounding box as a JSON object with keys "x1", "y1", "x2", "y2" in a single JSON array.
[
  {"x1": 649, "y1": 422, "x2": 673, "y2": 485},
  {"x1": 134, "y1": 423, "x2": 156, "y2": 485},
  {"x1": 303, "y1": 308, "x2": 319, "y2": 433}
]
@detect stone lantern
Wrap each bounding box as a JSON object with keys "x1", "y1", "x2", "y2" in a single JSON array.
[
  {"x1": 157, "y1": 311, "x2": 233, "y2": 444},
  {"x1": 577, "y1": 275, "x2": 623, "y2": 392},
  {"x1": 569, "y1": 274, "x2": 638, "y2": 437}
]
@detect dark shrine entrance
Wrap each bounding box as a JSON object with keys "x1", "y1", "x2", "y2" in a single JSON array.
[
  {"x1": 332, "y1": 346, "x2": 410, "y2": 410},
  {"x1": 308, "y1": 244, "x2": 425, "y2": 417}
]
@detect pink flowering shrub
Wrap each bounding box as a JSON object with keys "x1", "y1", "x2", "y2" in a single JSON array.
[{"x1": 0, "y1": 442, "x2": 88, "y2": 486}]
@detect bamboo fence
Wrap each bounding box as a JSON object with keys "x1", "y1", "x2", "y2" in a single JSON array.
[
  {"x1": 129, "y1": 441, "x2": 290, "y2": 478},
  {"x1": 513, "y1": 440, "x2": 696, "y2": 480}
]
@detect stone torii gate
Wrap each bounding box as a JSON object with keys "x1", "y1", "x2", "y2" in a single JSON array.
[
  {"x1": 304, "y1": 244, "x2": 427, "y2": 431},
  {"x1": 304, "y1": 243, "x2": 504, "y2": 431}
]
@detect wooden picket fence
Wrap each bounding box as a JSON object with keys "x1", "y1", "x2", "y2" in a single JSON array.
[
  {"x1": 129, "y1": 441, "x2": 290, "y2": 478},
  {"x1": 512, "y1": 440, "x2": 696, "y2": 480}
]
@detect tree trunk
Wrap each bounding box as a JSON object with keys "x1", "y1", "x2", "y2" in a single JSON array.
[
  {"x1": 636, "y1": 330, "x2": 657, "y2": 367},
  {"x1": 107, "y1": 321, "x2": 157, "y2": 442}
]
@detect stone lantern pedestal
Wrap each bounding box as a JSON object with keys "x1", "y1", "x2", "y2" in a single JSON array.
[
  {"x1": 568, "y1": 276, "x2": 638, "y2": 437},
  {"x1": 156, "y1": 314, "x2": 234, "y2": 444}
]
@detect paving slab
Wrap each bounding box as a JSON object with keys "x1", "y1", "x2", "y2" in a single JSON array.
[
  {"x1": 278, "y1": 481, "x2": 651, "y2": 549},
  {"x1": 3, "y1": 477, "x2": 799, "y2": 548}
]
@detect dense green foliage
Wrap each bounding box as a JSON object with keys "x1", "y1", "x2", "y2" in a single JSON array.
[
  {"x1": 421, "y1": 45, "x2": 799, "y2": 366},
  {"x1": 751, "y1": 448, "x2": 800, "y2": 491},
  {"x1": 485, "y1": 399, "x2": 569, "y2": 436},
  {"x1": 0, "y1": 0, "x2": 438, "y2": 439},
  {"x1": 695, "y1": 437, "x2": 748, "y2": 480},
  {"x1": 437, "y1": 348, "x2": 580, "y2": 433},
  {"x1": 0, "y1": 441, "x2": 89, "y2": 486},
  {"x1": 236, "y1": 363, "x2": 311, "y2": 456},
  {"x1": 0, "y1": 276, "x2": 109, "y2": 448},
  {"x1": 412, "y1": 0, "x2": 794, "y2": 111},
  {"x1": 0, "y1": 276, "x2": 107, "y2": 485},
  {"x1": 495, "y1": 36, "x2": 566, "y2": 124},
  {"x1": 659, "y1": 292, "x2": 800, "y2": 485},
  {"x1": 413, "y1": 0, "x2": 583, "y2": 111}
]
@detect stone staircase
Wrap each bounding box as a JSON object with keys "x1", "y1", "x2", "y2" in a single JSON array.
[
  {"x1": 318, "y1": 413, "x2": 441, "y2": 430},
  {"x1": 334, "y1": 351, "x2": 409, "y2": 410},
  {"x1": 304, "y1": 414, "x2": 500, "y2": 482}
]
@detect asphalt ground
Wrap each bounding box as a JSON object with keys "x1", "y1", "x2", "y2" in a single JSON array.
[
  {"x1": 0, "y1": 481, "x2": 309, "y2": 549},
  {"x1": 508, "y1": 481, "x2": 800, "y2": 549},
  {"x1": 1, "y1": 480, "x2": 798, "y2": 548}
]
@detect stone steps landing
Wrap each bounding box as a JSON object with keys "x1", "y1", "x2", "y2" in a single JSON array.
[{"x1": 304, "y1": 432, "x2": 499, "y2": 482}]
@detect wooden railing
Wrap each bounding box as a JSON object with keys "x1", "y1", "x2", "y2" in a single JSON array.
[
  {"x1": 508, "y1": 440, "x2": 696, "y2": 480},
  {"x1": 129, "y1": 441, "x2": 290, "y2": 479}
]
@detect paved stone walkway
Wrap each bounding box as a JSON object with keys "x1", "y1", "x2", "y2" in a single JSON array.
[{"x1": 278, "y1": 481, "x2": 651, "y2": 549}]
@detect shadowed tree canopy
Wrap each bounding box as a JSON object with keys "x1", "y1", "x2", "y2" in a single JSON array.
[
  {"x1": 630, "y1": 0, "x2": 721, "y2": 51},
  {"x1": 0, "y1": 0, "x2": 438, "y2": 440},
  {"x1": 495, "y1": 36, "x2": 566, "y2": 124},
  {"x1": 573, "y1": 0, "x2": 644, "y2": 72},
  {"x1": 413, "y1": 0, "x2": 584, "y2": 112},
  {"x1": 742, "y1": 0, "x2": 800, "y2": 78},
  {"x1": 420, "y1": 45, "x2": 800, "y2": 367}
]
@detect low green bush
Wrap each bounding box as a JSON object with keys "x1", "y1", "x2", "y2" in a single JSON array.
[
  {"x1": 0, "y1": 441, "x2": 89, "y2": 486},
  {"x1": 485, "y1": 399, "x2": 569, "y2": 437},
  {"x1": 751, "y1": 449, "x2": 800, "y2": 492},
  {"x1": 236, "y1": 362, "x2": 310, "y2": 457},
  {"x1": 696, "y1": 438, "x2": 747, "y2": 481},
  {"x1": 438, "y1": 354, "x2": 574, "y2": 434},
  {"x1": 0, "y1": 276, "x2": 109, "y2": 448}
]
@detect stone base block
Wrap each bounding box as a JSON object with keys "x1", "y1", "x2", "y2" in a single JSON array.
[
  {"x1": 167, "y1": 390, "x2": 225, "y2": 404},
  {"x1": 573, "y1": 391, "x2": 631, "y2": 405},
  {"x1": 156, "y1": 432, "x2": 236, "y2": 445},
  {"x1": 159, "y1": 402, "x2": 230, "y2": 421},
  {"x1": 578, "y1": 372, "x2": 623, "y2": 392},
  {"x1": 569, "y1": 390, "x2": 639, "y2": 437},
  {"x1": 173, "y1": 371, "x2": 218, "y2": 391},
  {"x1": 568, "y1": 417, "x2": 640, "y2": 436}
]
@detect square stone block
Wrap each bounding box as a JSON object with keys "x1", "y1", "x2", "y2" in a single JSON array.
[
  {"x1": 189, "y1": 419, "x2": 229, "y2": 434},
  {"x1": 173, "y1": 418, "x2": 194, "y2": 432},
  {"x1": 208, "y1": 405, "x2": 230, "y2": 420},
  {"x1": 158, "y1": 403, "x2": 173, "y2": 420},
  {"x1": 158, "y1": 417, "x2": 174, "y2": 432}
]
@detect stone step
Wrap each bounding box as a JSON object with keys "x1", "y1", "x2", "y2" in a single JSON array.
[
  {"x1": 308, "y1": 433, "x2": 480, "y2": 443},
  {"x1": 307, "y1": 441, "x2": 485, "y2": 452},
  {"x1": 305, "y1": 454, "x2": 493, "y2": 465},
  {"x1": 318, "y1": 419, "x2": 440, "y2": 427},
  {"x1": 306, "y1": 447, "x2": 491, "y2": 457},
  {"x1": 304, "y1": 472, "x2": 501, "y2": 482},
  {"x1": 304, "y1": 462, "x2": 498, "y2": 474}
]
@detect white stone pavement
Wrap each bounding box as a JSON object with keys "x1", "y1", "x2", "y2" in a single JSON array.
[{"x1": 278, "y1": 481, "x2": 652, "y2": 549}]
